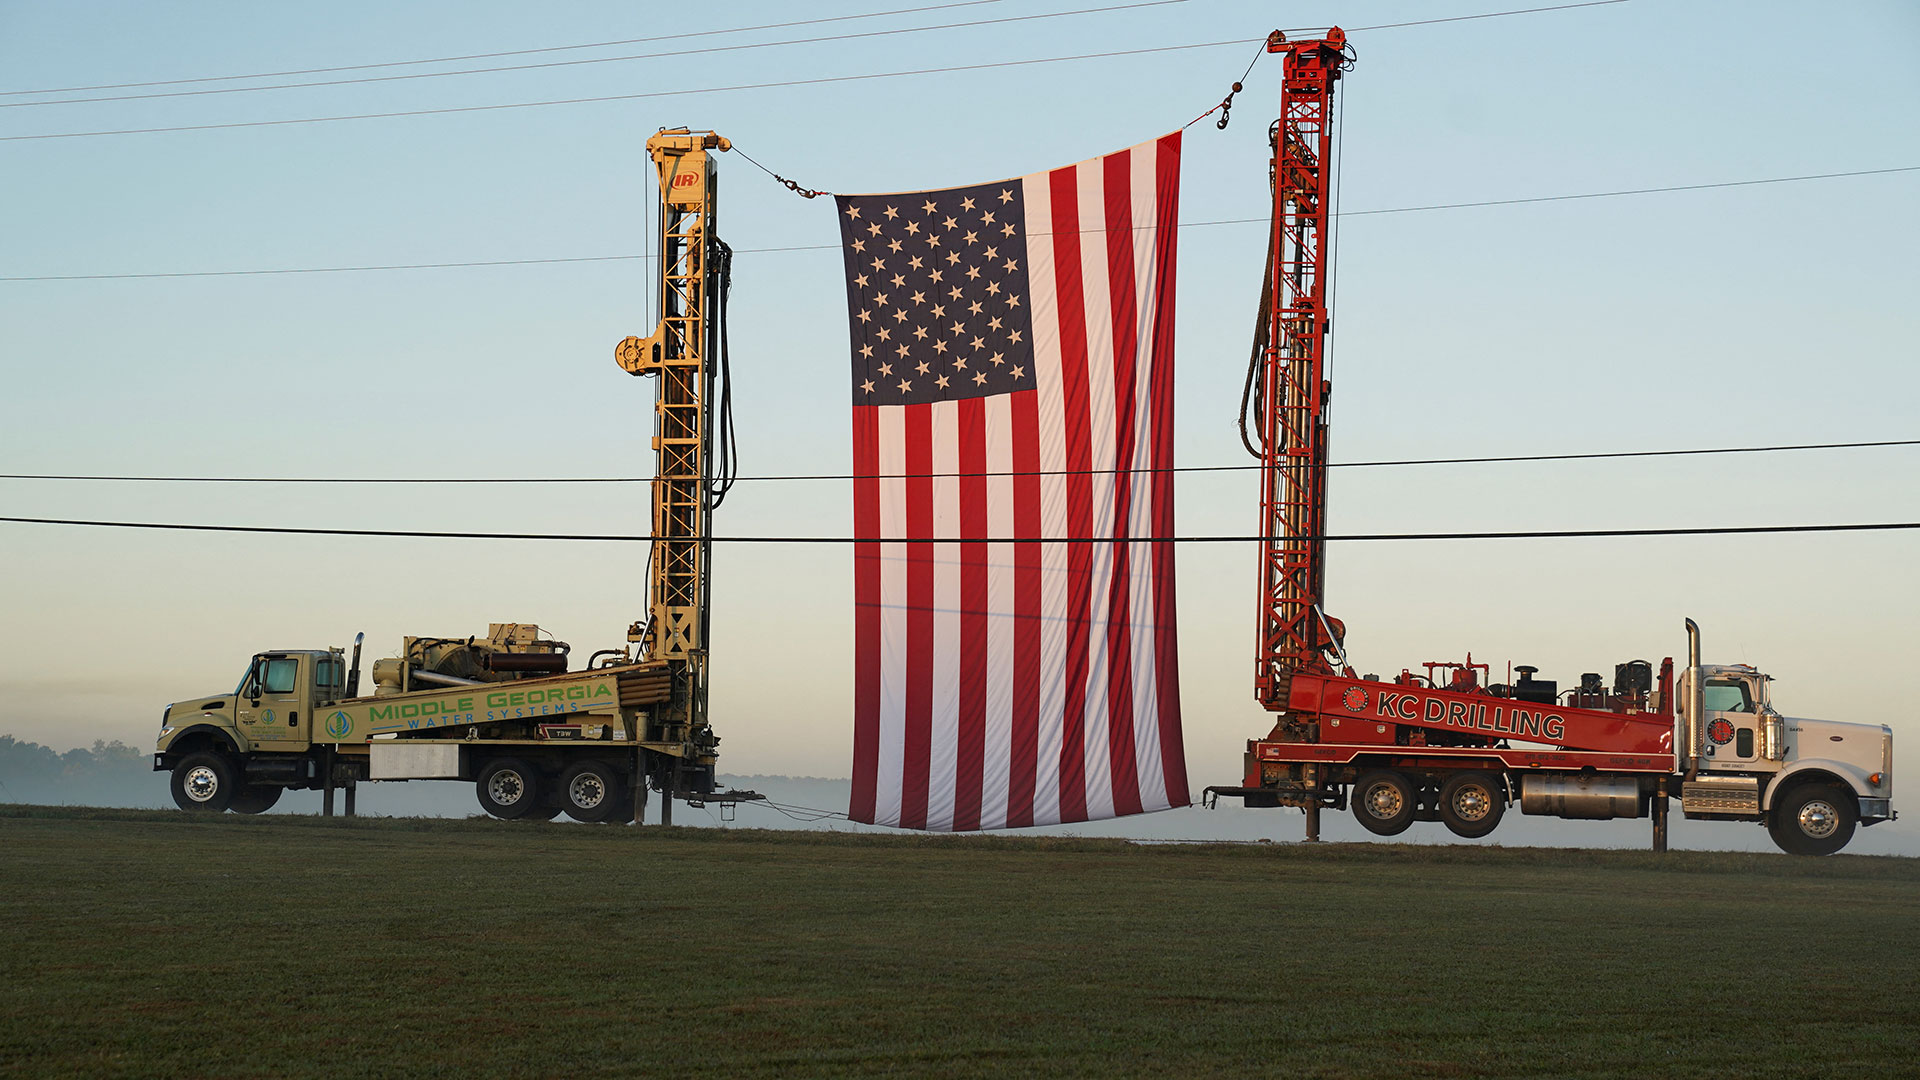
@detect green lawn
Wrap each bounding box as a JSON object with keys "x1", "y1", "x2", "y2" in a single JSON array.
[{"x1": 2, "y1": 806, "x2": 1915, "y2": 1078}]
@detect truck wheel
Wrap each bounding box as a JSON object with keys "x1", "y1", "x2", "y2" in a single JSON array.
[
  {"x1": 1351, "y1": 770, "x2": 1415, "y2": 836},
  {"x1": 1768, "y1": 784, "x2": 1857, "y2": 856},
  {"x1": 560, "y1": 760, "x2": 626, "y2": 823},
  {"x1": 171, "y1": 753, "x2": 237, "y2": 812},
  {"x1": 228, "y1": 785, "x2": 283, "y2": 815},
  {"x1": 1438, "y1": 772, "x2": 1506, "y2": 839},
  {"x1": 476, "y1": 757, "x2": 542, "y2": 820}
]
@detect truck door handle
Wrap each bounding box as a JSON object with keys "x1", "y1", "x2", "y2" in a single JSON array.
[{"x1": 290, "y1": 712, "x2": 299, "y2": 725}]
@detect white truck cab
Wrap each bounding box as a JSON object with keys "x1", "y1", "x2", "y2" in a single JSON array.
[{"x1": 1678, "y1": 621, "x2": 1894, "y2": 854}]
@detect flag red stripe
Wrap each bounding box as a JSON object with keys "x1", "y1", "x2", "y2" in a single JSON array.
[
  {"x1": 953, "y1": 396, "x2": 989, "y2": 832},
  {"x1": 1100, "y1": 149, "x2": 1144, "y2": 818},
  {"x1": 851, "y1": 407, "x2": 882, "y2": 824},
  {"x1": 1006, "y1": 388, "x2": 1043, "y2": 828},
  {"x1": 1150, "y1": 133, "x2": 1189, "y2": 805},
  {"x1": 901, "y1": 403, "x2": 935, "y2": 831},
  {"x1": 1047, "y1": 164, "x2": 1093, "y2": 824}
]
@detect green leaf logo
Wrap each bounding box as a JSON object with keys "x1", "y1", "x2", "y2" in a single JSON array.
[{"x1": 326, "y1": 711, "x2": 352, "y2": 739}]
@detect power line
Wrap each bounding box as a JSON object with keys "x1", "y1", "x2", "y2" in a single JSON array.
[
  {"x1": 6, "y1": 165, "x2": 1911, "y2": 283},
  {"x1": 0, "y1": 0, "x2": 1625, "y2": 101},
  {"x1": 1337, "y1": 166, "x2": 1920, "y2": 215},
  {"x1": 0, "y1": 0, "x2": 1009, "y2": 97},
  {"x1": 0, "y1": 254, "x2": 647, "y2": 283},
  {"x1": 0, "y1": 1, "x2": 1192, "y2": 110},
  {"x1": 0, "y1": 3, "x2": 1637, "y2": 143},
  {"x1": 0, "y1": 38, "x2": 1258, "y2": 143},
  {"x1": 1, "y1": 516, "x2": 1914, "y2": 544},
  {"x1": 1345, "y1": 0, "x2": 1627, "y2": 33},
  {"x1": 4, "y1": 439, "x2": 1913, "y2": 485},
  {"x1": 0, "y1": 38, "x2": 1267, "y2": 142}
]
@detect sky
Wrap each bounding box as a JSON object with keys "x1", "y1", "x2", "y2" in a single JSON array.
[{"x1": 2, "y1": 0, "x2": 1916, "y2": 852}]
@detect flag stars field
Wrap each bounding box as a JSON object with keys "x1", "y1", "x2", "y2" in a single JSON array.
[{"x1": 836, "y1": 178, "x2": 1039, "y2": 407}]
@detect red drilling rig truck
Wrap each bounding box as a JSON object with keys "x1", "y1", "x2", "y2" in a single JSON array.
[{"x1": 1203, "y1": 30, "x2": 1895, "y2": 855}]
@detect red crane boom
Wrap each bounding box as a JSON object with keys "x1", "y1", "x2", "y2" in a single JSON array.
[{"x1": 1253, "y1": 28, "x2": 1353, "y2": 706}]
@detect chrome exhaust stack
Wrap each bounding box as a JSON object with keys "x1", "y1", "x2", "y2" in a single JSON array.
[
  {"x1": 1684, "y1": 618, "x2": 1703, "y2": 777},
  {"x1": 346, "y1": 632, "x2": 365, "y2": 698}
]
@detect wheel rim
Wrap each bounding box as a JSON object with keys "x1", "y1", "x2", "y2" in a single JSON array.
[
  {"x1": 1364, "y1": 783, "x2": 1404, "y2": 819},
  {"x1": 488, "y1": 771, "x2": 527, "y2": 806},
  {"x1": 569, "y1": 773, "x2": 607, "y2": 809},
  {"x1": 184, "y1": 765, "x2": 221, "y2": 803},
  {"x1": 1797, "y1": 799, "x2": 1840, "y2": 839},
  {"x1": 1451, "y1": 785, "x2": 1493, "y2": 823}
]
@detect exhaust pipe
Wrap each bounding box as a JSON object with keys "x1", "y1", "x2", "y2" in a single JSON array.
[
  {"x1": 1684, "y1": 618, "x2": 1703, "y2": 778},
  {"x1": 346, "y1": 632, "x2": 365, "y2": 698}
]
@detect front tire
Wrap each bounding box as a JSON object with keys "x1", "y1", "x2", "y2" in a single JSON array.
[
  {"x1": 228, "y1": 785, "x2": 283, "y2": 815},
  {"x1": 1351, "y1": 770, "x2": 1416, "y2": 836},
  {"x1": 1769, "y1": 784, "x2": 1857, "y2": 856},
  {"x1": 1438, "y1": 772, "x2": 1506, "y2": 839},
  {"x1": 171, "y1": 753, "x2": 236, "y2": 812},
  {"x1": 476, "y1": 757, "x2": 542, "y2": 820}
]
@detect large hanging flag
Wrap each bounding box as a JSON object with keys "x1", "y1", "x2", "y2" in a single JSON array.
[{"x1": 838, "y1": 132, "x2": 1188, "y2": 831}]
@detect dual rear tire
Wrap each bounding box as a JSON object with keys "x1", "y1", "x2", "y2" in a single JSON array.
[
  {"x1": 475, "y1": 757, "x2": 630, "y2": 823},
  {"x1": 1350, "y1": 769, "x2": 1506, "y2": 839}
]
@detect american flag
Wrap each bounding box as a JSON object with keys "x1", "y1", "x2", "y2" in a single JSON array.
[{"x1": 840, "y1": 133, "x2": 1189, "y2": 831}]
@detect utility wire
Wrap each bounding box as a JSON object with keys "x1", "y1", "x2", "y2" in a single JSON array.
[
  {"x1": 1, "y1": 3, "x2": 1637, "y2": 143},
  {"x1": 4, "y1": 439, "x2": 1913, "y2": 486},
  {"x1": 0, "y1": 38, "x2": 1265, "y2": 141},
  {"x1": 0, "y1": 1, "x2": 1192, "y2": 110},
  {"x1": 0, "y1": 0, "x2": 1624, "y2": 101},
  {"x1": 0, "y1": 0, "x2": 1009, "y2": 97},
  {"x1": 6, "y1": 165, "x2": 1907, "y2": 282},
  {"x1": 1, "y1": 516, "x2": 1914, "y2": 544}
]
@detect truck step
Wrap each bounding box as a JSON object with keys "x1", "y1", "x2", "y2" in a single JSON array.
[{"x1": 1681, "y1": 776, "x2": 1760, "y2": 815}]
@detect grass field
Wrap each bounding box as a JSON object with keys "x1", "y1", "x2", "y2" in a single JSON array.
[{"x1": 2, "y1": 806, "x2": 1916, "y2": 1078}]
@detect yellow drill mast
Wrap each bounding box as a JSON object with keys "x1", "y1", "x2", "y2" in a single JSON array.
[{"x1": 614, "y1": 128, "x2": 732, "y2": 776}]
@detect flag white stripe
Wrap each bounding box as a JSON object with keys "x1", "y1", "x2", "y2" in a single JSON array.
[
  {"x1": 874, "y1": 405, "x2": 908, "y2": 828},
  {"x1": 1075, "y1": 159, "x2": 1118, "y2": 823},
  {"x1": 980, "y1": 392, "x2": 1015, "y2": 830},
  {"x1": 1126, "y1": 143, "x2": 1170, "y2": 811},
  {"x1": 1024, "y1": 168, "x2": 1067, "y2": 828},
  {"x1": 926, "y1": 399, "x2": 962, "y2": 831}
]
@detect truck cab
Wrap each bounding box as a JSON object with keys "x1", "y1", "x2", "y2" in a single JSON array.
[
  {"x1": 1678, "y1": 660, "x2": 1895, "y2": 854},
  {"x1": 155, "y1": 649, "x2": 350, "y2": 813}
]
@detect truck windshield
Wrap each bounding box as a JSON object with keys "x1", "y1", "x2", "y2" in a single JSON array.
[{"x1": 1703, "y1": 679, "x2": 1754, "y2": 713}]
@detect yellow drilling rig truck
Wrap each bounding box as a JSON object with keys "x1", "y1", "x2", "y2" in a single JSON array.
[{"x1": 153, "y1": 129, "x2": 750, "y2": 824}]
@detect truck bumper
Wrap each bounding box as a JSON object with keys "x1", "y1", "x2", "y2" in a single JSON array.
[{"x1": 1859, "y1": 797, "x2": 1894, "y2": 823}]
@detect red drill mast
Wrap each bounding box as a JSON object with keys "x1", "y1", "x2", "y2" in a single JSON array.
[{"x1": 1252, "y1": 28, "x2": 1353, "y2": 708}]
